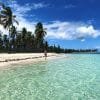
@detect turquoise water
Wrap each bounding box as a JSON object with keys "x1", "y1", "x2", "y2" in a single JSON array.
[{"x1": 0, "y1": 54, "x2": 100, "y2": 100}]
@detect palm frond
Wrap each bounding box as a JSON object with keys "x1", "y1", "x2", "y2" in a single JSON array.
[{"x1": 13, "y1": 19, "x2": 19, "y2": 25}]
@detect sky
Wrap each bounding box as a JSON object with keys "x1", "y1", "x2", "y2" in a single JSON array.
[{"x1": 0, "y1": 0, "x2": 100, "y2": 49}]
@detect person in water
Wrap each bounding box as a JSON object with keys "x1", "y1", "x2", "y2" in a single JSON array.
[{"x1": 44, "y1": 50, "x2": 47, "y2": 60}]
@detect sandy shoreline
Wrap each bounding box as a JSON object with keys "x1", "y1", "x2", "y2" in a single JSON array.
[{"x1": 0, "y1": 53, "x2": 61, "y2": 70}]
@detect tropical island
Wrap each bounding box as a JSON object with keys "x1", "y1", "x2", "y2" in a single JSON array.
[
  {"x1": 0, "y1": 2, "x2": 98, "y2": 54},
  {"x1": 0, "y1": 2, "x2": 98, "y2": 68},
  {"x1": 0, "y1": 1, "x2": 100, "y2": 100}
]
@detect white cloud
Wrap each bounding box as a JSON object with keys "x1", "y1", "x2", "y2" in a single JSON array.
[
  {"x1": 44, "y1": 21, "x2": 100, "y2": 40},
  {"x1": 8, "y1": 1, "x2": 49, "y2": 12},
  {"x1": 32, "y1": 3, "x2": 49, "y2": 9},
  {"x1": 0, "y1": 1, "x2": 37, "y2": 33},
  {"x1": 8, "y1": 1, "x2": 48, "y2": 17},
  {"x1": 96, "y1": 46, "x2": 100, "y2": 49},
  {"x1": 14, "y1": 16, "x2": 36, "y2": 33},
  {"x1": 8, "y1": 1, "x2": 31, "y2": 16},
  {"x1": 81, "y1": 39, "x2": 85, "y2": 42},
  {"x1": 0, "y1": 0, "x2": 100, "y2": 41},
  {"x1": 6, "y1": 1, "x2": 48, "y2": 32},
  {"x1": 0, "y1": 25, "x2": 9, "y2": 35},
  {"x1": 76, "y1": 26, "x2": 100, "y2": 38}
]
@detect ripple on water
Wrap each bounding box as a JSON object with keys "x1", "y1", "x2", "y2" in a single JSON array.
[{"x1": 0, "y1": 54, "x2": 100, "y2": 100}]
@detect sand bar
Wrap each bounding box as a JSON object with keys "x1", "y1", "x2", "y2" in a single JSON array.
[{"x1": 0, "y1": 53, "x2": 61, "y2": 69}]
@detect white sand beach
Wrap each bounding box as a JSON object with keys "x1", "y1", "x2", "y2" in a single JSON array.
[{"x1": 0, "y1": 53, "x2": 60, "y2": 69}]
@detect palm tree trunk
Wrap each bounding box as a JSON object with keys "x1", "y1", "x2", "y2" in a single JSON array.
[{"x1": 8, "y1": 29, "x2": 11, "y2": 53}]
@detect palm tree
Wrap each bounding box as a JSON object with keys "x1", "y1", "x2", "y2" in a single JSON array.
[
  {"x1": 3, "y1": 34, "x2": 9, "y2": 50},
  {"x1": 10, "y1": 26, "x2": 17, "y2": 50},
  {"x1": 0, "y1": 33, "x2": 3, "y2": 50},
  {"x1": 34, "y1": 22, "x2": 47, "y2": 49},
  {"x1": 0, "y1": 3, "x2": 18, "y2": 51},
  {"x1": 16, "y1": 32, "x2": 22, "y2": 52},
  {"x1": 21, "y1": 27, "x2": 27, "y2": 50},
  {"x1": 0, "y1": 3, "x2": 18, "y2": 30},
  {"x1": 31, "y1": 34, "x2": 35, "y2": 49},
  {"x1": 44, "y1": 41, "x2": 48, "y2": 51},
  {"x1": 26, "y1": 31, "x2": 33, "y2": 51}
]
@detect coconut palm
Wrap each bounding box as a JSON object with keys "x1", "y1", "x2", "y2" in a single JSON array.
[
  {"x1": 0, "y1": 3, "x2": 18, "y2": 51},
  {"x1": 0, "y1": 3, "x2": 18, "y2": 30},
  {"x1": 26, "y1": 31, "x2": 32, "y2": 50},
  {"x1": 10, "y1": 26, "x2": 17, "y2": 50},
  {"x1": 21, "y1": 27, "x2": 27, "y2": 49},
  {"x1": 34, "y1": 22, "x2": 47, "y2": 49},
  {"x1": 44, "y1": 41, "x2": 48, "y2": 50},
  {"x1": 16, "y1": 32, "x2": 22, "y2": 51},
  {"x1": 0, "y1": 33, "x2": 3, "y2": 50},
  {"x1": 3, "y1": 34, "x2": 8, "y2": 49}
]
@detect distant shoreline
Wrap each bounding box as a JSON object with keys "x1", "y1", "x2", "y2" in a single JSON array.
[{"x1": 68, "y1": 52, "x2": 100, "y2": 54}]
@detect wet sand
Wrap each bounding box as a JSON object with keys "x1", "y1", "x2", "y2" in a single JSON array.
[{"x1": 0, "y1": 53, "x2": 60, "y2": 69}]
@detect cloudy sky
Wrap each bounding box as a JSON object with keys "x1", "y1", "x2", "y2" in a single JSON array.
[{"x1": 0, "y1": 0, "x2": 100, "y2": 49}]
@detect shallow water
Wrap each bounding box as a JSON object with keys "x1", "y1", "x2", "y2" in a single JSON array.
[{"x1": 0, "y1": 54, "x2": 100, "y2": 100}]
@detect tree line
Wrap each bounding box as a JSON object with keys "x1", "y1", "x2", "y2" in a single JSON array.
[
  {"x1": 48, "y1": 45, "x2": 97, "y2": 53},
  {"x1": 0, "y1": 3, "x2": 98, "y2": 53},
  {"x1": 0, "y1": 3, "x2": 48, "y2": 53}
]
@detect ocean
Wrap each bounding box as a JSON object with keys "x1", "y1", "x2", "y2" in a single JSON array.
[{"x1": 0, "y1": 54, "x2": 100, "y2": 100}]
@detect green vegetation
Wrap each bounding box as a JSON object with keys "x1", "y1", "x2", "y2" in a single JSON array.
[{"x1": 0, "y1": 3, "x2": 98, "y2": 53}]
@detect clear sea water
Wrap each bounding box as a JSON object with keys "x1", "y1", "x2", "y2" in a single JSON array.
[{"x1": 0, "y1": 54, "x2": 100, "y2": 100}]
